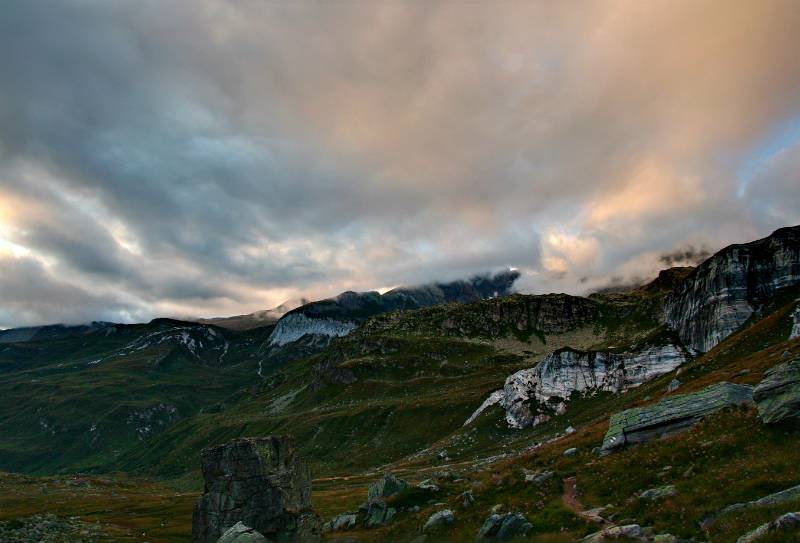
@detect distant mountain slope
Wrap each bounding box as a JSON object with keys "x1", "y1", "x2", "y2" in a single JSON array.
[
  {"x1": 0, "y1": 322, "x2": 115, "y2": 344},
  {"x1": 193, "y1": 298, "x2": 309, "y2": 331},
  {"x1": 267, "y1": 270, "x2": 520, "y2": 347}
]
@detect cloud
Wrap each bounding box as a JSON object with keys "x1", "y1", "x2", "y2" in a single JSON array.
[{"x1": 1, "y1": 1, "x2": 800, "y2": 325}]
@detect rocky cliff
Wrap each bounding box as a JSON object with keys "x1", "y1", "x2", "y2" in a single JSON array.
[
  {"x1": 466, "y1": 343, "x2": 687, "y2": 428},
  {"x1": 664, "y1": 226, "x2": 800, "y2": 353}
]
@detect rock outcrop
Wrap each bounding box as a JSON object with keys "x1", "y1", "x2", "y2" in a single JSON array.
[
  {"x1": 736, "y1": 512, "x2": 800, "y2": 543},
  {"x1": 791, "y1": 305, "x2": 800, "y2": 340},
  {"x1": 701, "y1": 483, "x2": 800, "y2": 529},
  {"x1": 367, "y1": 472, "x2": 409, "y2": 502},
  {"x1": 192, "y1": 436, "x2": 320, "y2": 543},
  {"x1": 601, "y1": 382, "x2": 754, "y2": 454},
  {"x1": 664, "y1": 226, "x2": 800, "y2": 353},
  {"x1": 753, "y1": 359, "x2": 800, "y2": 423},
  {"x1": 216, "y1": 522, "x2": 268, "y2": 543},
  {"x1": 423, "y1": 509, "x2": 454, "y2": 531},
  {"x1": 467, "y1": 344, "x2": 687, "y2": 429},
  {"x1": 478, "y1": 512, "x2": 533, "y2": 541}
]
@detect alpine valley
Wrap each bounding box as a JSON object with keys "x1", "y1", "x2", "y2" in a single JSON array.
[{"x1": 2, "y1": 226, "x2": 800, "y2": 543}]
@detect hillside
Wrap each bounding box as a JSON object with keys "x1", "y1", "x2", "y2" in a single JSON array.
[{"x1": 0, "y1": 226, "x2": 799, "y2": 542}]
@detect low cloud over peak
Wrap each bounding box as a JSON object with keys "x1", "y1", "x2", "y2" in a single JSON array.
[{"x1": 1, "y1": 1, "x2": 799, "y2": 327}]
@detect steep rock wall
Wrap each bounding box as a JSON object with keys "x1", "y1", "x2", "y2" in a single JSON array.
[{"x1": 664, "y1": 226, "x2": 800, "y2": 353}]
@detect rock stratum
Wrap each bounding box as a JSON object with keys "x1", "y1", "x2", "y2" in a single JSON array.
[
  {"x1": 664, "y1": 226, "x2": 800, "y2": 353},
  {"x1": 467, "y1": 344, "x2": 687, "y2": 428}
]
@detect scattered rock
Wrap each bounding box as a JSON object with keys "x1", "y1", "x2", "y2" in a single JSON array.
[
  {"x1": 753, "y1": 359, "x2": 800, "y2": 423},
  {"x1": 418, "y1": 479, "x2": 439, "y2": 492},
  {"x1": 601, "y1": 382, "x2": 754, "y2": 454},
  {"x1": 460, "y1": 490, "x2": 475, "y2": 508},
  {"x1": 423, "y1": 509, "x2": 454, "y2": 532},
  {"x1": 667, "y1": 379, "x2": 680, "y2": 392},
  {"x1": 477, "y1": 512, "x2": 533, "y2": 541},
  {"x1": 565, "y1": 426, "x2": 576, "y2": 435},
  {"x1": 363, "y1": 501, "x2": 397, "y2": 528},
  {"x1": 191, "y1": 436, "x2": 320, "y2": 543},
  {"x1": 583, "y1": 524, "x2": 644, "y2": 541},
  {"x1": 523, "y1": 469, "x2": 554, "y2": 485},
  {"x1": 368, "y1": 472, "x2": 409, "y2": 502},
  {"x1": 736, "y1": 511, "x2": 800, "y2": 543},
  {"x1": 738, "y1": 369, "x2": 751, "y2": 376},
  {"x1": 216, "y1": 522, "x2": 268, "y2": 543},
  {"x1": 564, "y1": 447, "x2": 578, "y2": 457},
  {"x1": 638, "y1": 485, "x2": 677, "y2": 500},
  {"x1": 324, "y1": 513, "x2": 358, "y2": 533},
  {"x1": 791, "y1": 305, "x2": 800, "y2": 340},
  {"x1": 438, "y1": 450, "x2": 449, "y2": 460}
]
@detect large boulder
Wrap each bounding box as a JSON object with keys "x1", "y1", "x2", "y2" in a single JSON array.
[
  {"x1": 367, "y1": 472, "x2": 409, "y2": 502},
  {"x1": 192, "y1": 436, "x2": 320, "y2": 543},
  {"x1": 601, "y1": 382, "x2": 754, "y2": 454},
  {"x1": 753, "y1": 359, "x2": 800, "y2": 423},
  {"x1": 423, "y1": 509, "x2": 454, "y2": 532},
  {"x1": 478, "y1": 512, "x2": 533, "y2": 541},
  {"x1": 216, "y1": 522, "x2": 268, "y2": 543}
]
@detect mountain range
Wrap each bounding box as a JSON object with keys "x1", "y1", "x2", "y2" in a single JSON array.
[{"x1": 0, "y1": 227, "x2": 799, "y2": 543}]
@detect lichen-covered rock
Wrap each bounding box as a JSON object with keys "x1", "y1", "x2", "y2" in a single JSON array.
[
  {"x1": 791, "y1": 305, "x2": 800, "y2": 340},
  {"x1": 753, "y1": 359, "x2": 800, "y2": 423},
  {"x1": 216, "y1": 522, "x2": 268, "y2": 543},
  {"x1": 363, "y1": 501, "x2": 397, "y2": 528},
  {"x1": 736, "y1": 511, "x2": 800, "y2": 543},
  {"x1": 423, "y1": 509, "x2": 454, "y2": 531},
  {"x1": 582, "y1": 524, "x2": 644, "y2": 541},
  {"x1": 477, "y1": 511, "x2": 533, "y2": 540},
  {"x1": 368, "y1": 473, "x2": 408, "y2": 502},
  {"x1": 702, "y1": 484, "x2": 800, "y2": 529},
  {"x1": 467, "y1": 344, "x2": 687, "y2": 429},
  {"x1": 601, "y1": 382, "x2": 754, "y2": 454},
  {"x1": 638, "y1": 485, "x2": 677, "y2": 500},
  {"x1": 323, "y1": 513, "x2": 358, "y2": 532},
  {"x1": 664, "y1": 226, "x2": 800, "y2": 353},
  {"x1": 191, "y1": 436, "x2": 320, "y2": 543}
]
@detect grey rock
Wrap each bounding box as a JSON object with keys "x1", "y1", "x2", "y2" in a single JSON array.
[
  {"x1": 478, "y1": 512, "x2": 533, "y2": 541},
  {"x1": 363, "y1": 501, "x2": 397, "y2": 528},
  {"x1": 638, "y1": 485, "x2": 677, "y2": 500},
  {"x1": 191, "y1": 436, "x2": 320, "y2": 543},
  {"x1": 523, "y1": 470, "x2": 554, "y2": 485},
  {"x1": 216, "y1": 522, "x2": 268, "y2": 543},
  {"x1": 468, "y1": 344, "x2": 687, "y2": 429},
  {"x1": 563, "y1": 447, "x2": 578, "y2": 457},
  {"x1": 664, "y1": 226, "x2": 800, "y2": 353},
  {"x1": 418, "y1": 479, "x2": 439, "y2": 492},
  {"x1": 791, "y1": 305, "x2": 800, "y2": 340},
  {"x1": 702, "y1": 484, "x2": 800, "y2": 529},
  {"x1": 582, "y1": 524, "x2": 644, "y2": 542},
  {"x1": 460, "y1": 490, "x2": 475, "y2": 508},
  {"x1": 667, "y1": 379, "x2": 681, "y2": 392},
  {"x1": 325, "y1": 513, "x2": 358, "y2": 532},
  {"x1": 736, "y1": 511, "x2": 800, "y2": 543},
  {"x1": 423, "y1": 509, "x2": 454, "y2": 532},
  {"x1": 753, "y1": 359, "x2": 800, "y2": 423},
  {"x1": 601, "y1": 382, "x2": 754, "y2": 453},
  {"x1": 368, "y1": 472, "x2": 409, "y2": 503}
]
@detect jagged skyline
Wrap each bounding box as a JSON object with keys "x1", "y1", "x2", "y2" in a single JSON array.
[{"x1": 1, "y1": 1, "x2": 800, "y2": 327}]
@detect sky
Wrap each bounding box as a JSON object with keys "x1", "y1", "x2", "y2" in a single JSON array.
[{"x1": 1, "y1": 1, "x2": 799, "y2": 328}]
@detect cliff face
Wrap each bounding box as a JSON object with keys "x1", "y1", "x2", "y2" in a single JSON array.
[
  {"x1": 664, "y1": 226, "x2": 800, "y2": 353},
  {"x1": 466, "y1": 344, "x2": 687, "y2": 428}
]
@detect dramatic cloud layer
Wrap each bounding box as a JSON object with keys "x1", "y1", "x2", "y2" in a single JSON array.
[{"x1": 1, "y1": 1, "x2": 799, "y2": 327}]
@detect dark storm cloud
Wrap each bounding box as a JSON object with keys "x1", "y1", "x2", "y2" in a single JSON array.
[{"x1": 1, "y1": 1, "x2": 800, "y2": 326}]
